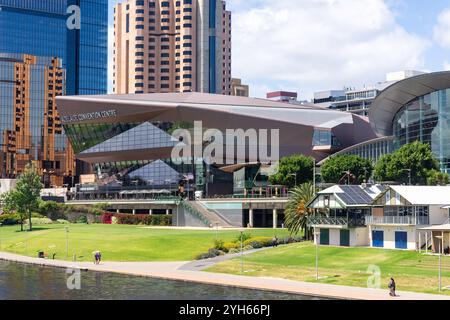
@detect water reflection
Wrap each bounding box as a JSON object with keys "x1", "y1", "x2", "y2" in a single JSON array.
[{"x1": 0, "y1": 261, "x2": 322, "y2": 300}]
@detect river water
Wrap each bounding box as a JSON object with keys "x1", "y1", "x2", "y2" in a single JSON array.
[{"x1": 0, "y1": 261, "x2": 322, "y2": 300}]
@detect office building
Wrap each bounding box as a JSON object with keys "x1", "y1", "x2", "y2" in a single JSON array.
[
  {"x1": 266, "y1": 91, "x2": 298, "y2": 103},
  {"x1": 314, "y1": 71, "x2": 425, "y2": 116},
  {"x1": 231, "y1": 78, "x2": 249, "y2": 97},
  {"x1": 114, "y1": 0, "x2": 232, "y2": 95},
  {"x1": 0, "y1": 54, "x2": 75, "y2": 187},
  {"x1": 0, "y1": 0, "x2": 108, "y2": 95}
]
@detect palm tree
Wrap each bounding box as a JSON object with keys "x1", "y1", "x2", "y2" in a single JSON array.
[{"x1": 284, "y1": 182, "x2": 316, "y2": 239}]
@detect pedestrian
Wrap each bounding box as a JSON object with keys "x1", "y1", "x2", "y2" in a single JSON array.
[
  {"x1": 93, "y1": 251, "x2": 101, "y2": 265},
  {"x1": 388, "y1": 277, "x2": 397, "y2": 297}
]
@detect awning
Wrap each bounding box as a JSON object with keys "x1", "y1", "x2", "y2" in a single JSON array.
[{"x1": 419, "y1": 224, "x2": 450, "y2": 232}]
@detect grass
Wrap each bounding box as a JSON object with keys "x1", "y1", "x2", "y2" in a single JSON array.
[
  {"x1": 0, "y1": 224, "x2": 290, "y2": 262},
  {"x1": 206, "y1": 242, "x2": 450, "y2": 295}
]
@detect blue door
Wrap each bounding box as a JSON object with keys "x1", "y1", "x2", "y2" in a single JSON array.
[
  {"x1": 395, "y1": 231, "x2": 408, "y2": 249},
  {"x1": 340, "y1": 230, "x2": 350, "y2": 247},
  {"x1": 372, "y1": 230, "x2": 384, "y2": 248}
]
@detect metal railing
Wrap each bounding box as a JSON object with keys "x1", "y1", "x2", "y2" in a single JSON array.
[
  {"x1": 180, "y1": 201, "x2": 212, "y2": 227},
  {"x1": 364, "y1": 216, "x2": 429, "y2": 226},
  {"x1": 308, "y1": 216, "x2": 366, "y2": 227}
]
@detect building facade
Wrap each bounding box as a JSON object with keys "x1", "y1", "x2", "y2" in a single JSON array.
[
  {"x1": 0, "y1": 0, "x2": 108, "y2": 95},
  {"x1": 231, "y1": 78, "x2": 249, "y2": 97},
  {"x1": 114, "y1": 0, "x2": 231, "y2": 95},
  {"x1": 266, "y1": 91, "x2": 298, "y2": 103},
  {"x1": 314, "y1": 71, "x2": 425, "y2": 116},
  {"x1": 0, "y1": 54, "x2": 75, "y2": 187}
]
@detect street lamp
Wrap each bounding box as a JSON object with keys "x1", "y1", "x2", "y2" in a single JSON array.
[
  {"x1": 240, "y1": 229, "x2": 244, "y2": 274},
  {"x1": 314, "y1": 231, "x2": 320, "y2": 280},
  {"x1": 436, "y1": 234, "x2": 444, "y2": 292}
]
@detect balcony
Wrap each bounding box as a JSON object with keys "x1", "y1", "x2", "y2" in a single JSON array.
[
  {"x1": 308, "y1": 216, "x2": 366, "y2": 228},
  {"x1": 364, "y1": 216, "x2": 429, "y2": 226}
]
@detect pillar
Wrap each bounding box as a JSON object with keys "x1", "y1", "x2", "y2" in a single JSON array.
[
  {"x1": 419, "y1": 232, "x2": 421, "y2": 253},
  {"x1": 132, "y1": 209, "x2": 136, "y2": 215},
  {"x1": 249, "y1": 209, "x2": 254, "y2": 228},
  {"x1": 166, "y1": 209, "x2": 170, "y2": 215},
  {"x1": 116, "y1": 209, "x2": 120, "y2": 214},
  {"x1": 149, "y1": 209, "x2": 153, "y2": 215},
  {"x1": 273, "y1": 209, "x2": 278, "y2": 229}
]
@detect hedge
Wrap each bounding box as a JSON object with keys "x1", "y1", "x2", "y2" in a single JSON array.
[{"x1": 114, "y1": 214, "x2": 172, "y2": 226}]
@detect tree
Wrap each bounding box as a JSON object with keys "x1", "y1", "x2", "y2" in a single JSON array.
[
  {"x1": 321, "y1": 155, "x2": 373, "y2": 184},
  {"x1": 2, "y1": 191, "x2": 26, "y2": 231},
  {"x1": 284, "y1": 182, "x2": 316, "y2": 239},
  {"x1": 427, "y1": 170, "x2": 450, "y2": 186},
  {"x1": 269, "y1": 155, "x2": 314, "y2": 188},
  {"x1": 374, "y1": 141, "x2": 440, "y2": 185},
  {"x1": 3, "y1": 164, "x2": 42, "y2": 231}
]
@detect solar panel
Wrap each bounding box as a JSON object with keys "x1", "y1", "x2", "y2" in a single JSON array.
[{"x1": 338, "y1": 186, "x2": 373, "y2": 205}]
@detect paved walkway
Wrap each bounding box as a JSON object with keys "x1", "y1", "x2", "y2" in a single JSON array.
[{"x1": 0, "y1": 251, "x2": 449, "y2": 300}]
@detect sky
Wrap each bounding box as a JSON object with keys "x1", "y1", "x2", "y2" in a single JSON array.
[{"x1": 107, "y1": 0, "x2": 450, "y2": 100}]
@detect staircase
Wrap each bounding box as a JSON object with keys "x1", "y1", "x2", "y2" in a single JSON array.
[{"x1": 181, "y1": 201, "x2": 234, "y2": 228}]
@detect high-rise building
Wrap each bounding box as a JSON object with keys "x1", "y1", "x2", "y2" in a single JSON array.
[
  {"x1": 0, "y1": 54, "x2": 75, "y2": 187},
  {"x1": 0, "y1": 0, "x2": 108, "y2": 95},
  {"x1": 231, "y1": 78, "x2": 249, "y2": 97},
  {"x1": 114, "y1": 0, "x2": 231, "y2": 95}
]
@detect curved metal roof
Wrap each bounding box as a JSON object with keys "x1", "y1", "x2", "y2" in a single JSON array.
[{"x1": 369, "y1": 71, "x2": 450, "y2": 136}]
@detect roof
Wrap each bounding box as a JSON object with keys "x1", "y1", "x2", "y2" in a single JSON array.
[
  {"x1": 390, "y1": 186, "x2": 450, "y2": 205},
  {"x1": 369, "y1": 71, "x2": 450, "y2": 136},
  {"x1": 318, "y1": 184, "x2": 385, "y2": 206},
  {"x1": 56, "y1": 92, "x2": 360, "y2": 129},
  {"x1": 419, "y1": 224, "x2": 450, "y2": 232}
]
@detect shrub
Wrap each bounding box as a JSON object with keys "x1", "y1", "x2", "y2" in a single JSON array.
[
  {"x1": 37, "y1": 201, "x2": 67, "y2": 220},
  {"x1": 223, "y1": 242, "x2": 239, "y2": 252},
  {"x1": 213, "y1": 239, "x2": 226, "y2": 251},
  {"x1": 114, "y1": 214, "x2": 172, "y2": 226},
  {"x1": 75, "y1": 215, "x2": 88, "y2": 224},
  {"x1": 0, "y1": 213, "x2": 20, "y2": 225},
  {"x1": 101, "y1": 213, "x2": 114, "y2": 224},
  {"x1": 243, "y1": 237, "x2": 274, "y2": 248},
  {"x1": 195, "y1": 248, "x2": 225, "y2": 260},
  {"x1": 228, "y1": 248, "x2": 240, "y2": 254},
  {"x1": 111, "y1": 216, "x2": 118, "y2": 225},
  {"x1": 243, "y1": 245, "x2": 254, "y2": 251},
  {"x1": 235, "y1": 232, "x2": 252, "y2": 243},
  {"x1": 56, "y1": 219, "x2": 70, "y2": 224},
  {"x1": 25, "y1": 217, "x2": 53, "y2": 225}
]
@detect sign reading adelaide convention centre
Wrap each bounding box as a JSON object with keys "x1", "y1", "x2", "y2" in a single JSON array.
[{"x1": 62, "y1": 109, "x2": 118, "y2": 123}]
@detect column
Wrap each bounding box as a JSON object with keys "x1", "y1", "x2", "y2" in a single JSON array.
[
  {"x1": 166, "y1": 209, "x2": 170, "y2": 215},
  {"x1": 149, "y1": 209, "x2": 153, "y2": 215},
  {"x1": 116, "y1": 209, "x2": 120, "y2": 214},
  {"x1": 418, "y1": 232, "x2": 421, "y2": 253},
  {"x1": 249, "y1": 209, "x2": 254, "y2": 228},
  {"x1": 273, "y1": 209, "x2": 278, "y2": 229},
  {"x1": 132, "y1": 209, "x2": 136, "y2": 215}
]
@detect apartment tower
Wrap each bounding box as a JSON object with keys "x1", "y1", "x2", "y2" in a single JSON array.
[{"x1": 114, "y1": 0, "x2": 231, "y2": 95}]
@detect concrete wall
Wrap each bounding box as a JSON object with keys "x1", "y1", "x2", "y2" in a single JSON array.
[
  {"x1": 0, "y1": 179, "x2": 16, "y2": 195},
  {"x1": 351, "y1": 227, "x2": 369, "y2": 247},
  {"x1": 430, "y1": 206, "x2": 449, "y2": 225},
  {"x1": 369, "y1": 225, "x2": 417, "y2": 250},
  {"x1": 172, "y1": 206, "x2": 209, "y2": 228}
]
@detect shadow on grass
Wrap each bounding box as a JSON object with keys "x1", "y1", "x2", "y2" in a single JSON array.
[{"x1": 11, "y1": 226, "x2": 54, "y2": 233}]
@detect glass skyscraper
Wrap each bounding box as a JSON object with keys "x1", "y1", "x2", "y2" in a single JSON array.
[{"x1": 0, "y1": 0, "x2": 108, "y2": 95}]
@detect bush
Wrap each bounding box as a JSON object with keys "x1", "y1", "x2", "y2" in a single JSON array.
[
  {"x1": 228, "y1": 248, "x2": 240, "y2": 254},
  {"x1": 75, "y1": 215, "x2": 88, "y2": 224},
  {"x1": 25, "y1": 217, "x2": 53, "y2": 225},
  {"x1": 0, "y1": 213, "x2": 20, "y2": 225},
  {"x1": 111, "y1": 216, "x2": 118, "y2": 225},
  {"x1": 243, "y1": 237, "x2": 274, "y2": 248},
  {"x1": 223, "y1": 242, "x2": 239, "y2": 252},
  {"x1": 213, "y1": 239, "x2": 226, "y2": 251},
  {"x1": 56, "y1": 219, "x2": 70, "y2": 224},
  {"x1": 243, "y1": 245, "x2": 254, "y2": 251},
  {"x1": 37, "y1": 201, "x2": 67, "y2": 221},
  {"x1": 195, "y1": 248, "x2": 225, "y2": 260},
  {"x1": 235, "y1": 232, "x2": 252, "y2": 243},
  {"x1": 114, "y1": 214, "x2": 172, "y2": 226},
  {"x1": 101, "y1": 213, "x2": 114, "y2": 224}
]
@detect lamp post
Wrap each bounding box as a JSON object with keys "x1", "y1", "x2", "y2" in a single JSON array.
[
  {"x1": 65, "y1": 227, "x2": 69, "y2": 260},
  {"x1": 240, "y1": 229, "x2": 244, "y2": 274},
  {"x1": 314, "y1": 231, "x2": 320, "y2": 280},
  {"x1": 436, "y1": 234, "x2": 444, "y2": 292},
  {"x1": 0, "y1": 222, "x2": 2, "y2": 251}
]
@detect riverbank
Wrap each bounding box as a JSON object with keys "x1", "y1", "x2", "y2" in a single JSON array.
[{"x1": 1, "y1": 251, "x2": 448, "y2": 300}]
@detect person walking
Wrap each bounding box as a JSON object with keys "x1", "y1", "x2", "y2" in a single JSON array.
[
  {"x1": 272, "y1": 236, "x2": 279, "y2": 248},
  {"x1": 388, "y1": 278, "x2": 397, "y2": 297}
]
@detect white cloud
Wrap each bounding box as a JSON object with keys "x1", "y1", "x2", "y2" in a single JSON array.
[
  {"x1": 434, "y1": 9, "x2": 450, "y2": 48},
  {"x1": 230, "y1": 0, "x2": 429, "y2": 99},
  {"x1": 444, "y1": 61, "x2": 450, "y2": 71}
]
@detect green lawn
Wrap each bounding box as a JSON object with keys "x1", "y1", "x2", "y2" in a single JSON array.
[
  {"x1": 207, "y1": 242, "x2": 450, "y2": 295},
  {"x1": 0, "y1": 224, "x2": 289, "y2": 262}
]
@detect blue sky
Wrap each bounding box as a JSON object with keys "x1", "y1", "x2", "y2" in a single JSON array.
[{"x1": 107, "y1": 0, "x2": 450, "y2": 99}]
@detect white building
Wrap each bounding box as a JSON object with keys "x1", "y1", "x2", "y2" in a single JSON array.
[{"x1": 308, "y1": 185, "x2": 450, "y2": 251}]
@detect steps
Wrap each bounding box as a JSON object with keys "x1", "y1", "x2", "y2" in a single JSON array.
[{"x1": 182, "y1": 201, "x2": 234, "y2": 228}]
